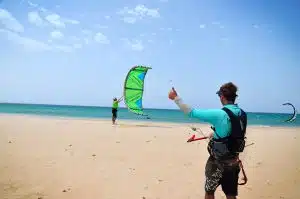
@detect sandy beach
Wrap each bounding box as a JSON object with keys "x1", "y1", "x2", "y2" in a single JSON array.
[{"x1": 1, "y1": 114, "x2": 299, "y2": 199}]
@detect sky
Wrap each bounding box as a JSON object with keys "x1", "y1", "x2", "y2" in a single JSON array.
[{"x1": 0, "y1": 0, "x2": 299, "y2": 113}]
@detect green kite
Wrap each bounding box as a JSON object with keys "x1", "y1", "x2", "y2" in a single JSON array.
[{"x1": 123, "y1": 66, "x2": 152, "y2": 115}]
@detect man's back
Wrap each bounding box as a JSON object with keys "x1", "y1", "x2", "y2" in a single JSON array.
[{"x1": 189, "y1": 104, "x2": 243, "y2": 139}]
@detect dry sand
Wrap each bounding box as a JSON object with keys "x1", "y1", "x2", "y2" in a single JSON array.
[{"x1": 1, "y1": 114, "x2": 300, "y2": 199}]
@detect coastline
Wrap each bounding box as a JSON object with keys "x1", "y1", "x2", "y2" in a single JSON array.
[{"x1": 0, "y1": 112, "x2": 298, "y2": 128}]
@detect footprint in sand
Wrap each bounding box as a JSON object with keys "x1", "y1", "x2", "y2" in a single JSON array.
[
  {"x1": 62, "y1": 188, "x2": 71, "y2": 193},
  {"x1": 146, "y1": 140, "x2": 151, "y2": 143},
  {"x1": 65, "y1": 145, "x2": 73, "y2": 155},
  {"x1": 116, "y1": 141, "x2": 120, "y2": 143},
  {"x1": 266, "y1": 180, "x2": 272, "y2": 185},
  {"x1": 129, "y1": 168, "x2": 136, "y2": 172},
  {"x1": 184, "y1": 162, "x2": 193, "y2": 167},
  {"x1": 256, "y1": 161, "x2": 262, "y2": 167}
]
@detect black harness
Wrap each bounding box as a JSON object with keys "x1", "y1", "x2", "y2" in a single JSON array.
[{"x1": 208, "y1": 107, "x2": 247, "y2": 161}]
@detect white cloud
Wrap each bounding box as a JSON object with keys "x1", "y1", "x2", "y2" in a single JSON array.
[
  {"x1": 122, "y1": 38, "x2": 144, "y2": 51},
  {"x1": 122, "y1": 17, "x2": 137, "y2": 24},
  {"x1": 84, "y1": 38, "x2": 89, "y2": 45},
  {"x1": 99, "y1": 25, "x2": 109, "y2": 29},
  {"x1": 28, "y1": 11, "x2": 45, "y2": 27},
  {"x1": 105, "y1": 15, "x2": 111, "y2": 19},
  {"x1": 94, "y1": 24, "x2": 108, "y2": 29},
  {"x1": 252, "y1": 24, "x2": 259, "y2": 29},
  {"x1": 64, "y1": 19, "x2": 80, "y2": 25},
  {"x1": 45, "y1": 14, "x2": 65, "y2": 28},
  {"x1": 212, "y1": 21, "x2": 220, "y2": 25},
  {"x1": 82, "y1": 29, "x2": 93, "y2": 35},
  {"x1": 94, "y1": 32, "x2": 110, "y2": 44},
  {"x1": 27, "y1": 1, "x2": 48, "y2": 14},
  {"x1": 220, "y1": 25, "x2": 225, "y2": 29},
  {"x1": 131, "y1": 41, "x2": 143, "y2": 51},
  {"x1": 70, "y1": 36, "x2": 81, "y2": 42},
  {"x1": 27, "y1": 2, "x2": 80, "y2": 26},
  {"x1": 54, "y1": 45, "x2": 73, "y2": 53},
  {"x1": 118, "y1": 5, "x2": 160, "y2": 24},
  {"x1": 1, "y1": 29, "x2": 74, "y2": 53},
  {"x1": 50, "y1": 30, "x2": 64, "y2": 39},
  {"x1": 39, "y1": 7, "x2": 48, "y2": 13},
  {"x1": 0, "y1": 9, "x2": 24, "y2": 33},
  {"x1": 0, "y1": 29, "x2": 51, "y2": 52},
  {"x1": 160, "y1": 0, "x2": 168, "y2": 2},
  {"x1": 73, "y1": 43, "x2": 82, "y2": 49},
  {"x1": 199, "y1": 24, "x2": 206, "y2": 29},
  {"x1": 28, "y1": 1, "x2": 38, "y2": 8}
]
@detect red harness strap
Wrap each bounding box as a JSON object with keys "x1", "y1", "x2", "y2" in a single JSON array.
[{"x1": 186, "y1": 134, "x2": 208, "y2": 142}]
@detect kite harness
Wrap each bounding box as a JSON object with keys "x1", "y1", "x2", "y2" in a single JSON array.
[
  {"x1": 211, "y1": 107, "x2": 248, "y2": 185},
  {"x1": 188, "y1": 107, "x2": 248, "y2": 185}
]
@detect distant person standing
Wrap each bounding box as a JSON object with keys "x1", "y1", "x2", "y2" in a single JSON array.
[{"x1": 112, "y1": 96, "x2": 123, "y2": 125}]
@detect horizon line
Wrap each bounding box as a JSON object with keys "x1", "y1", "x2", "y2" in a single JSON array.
[{"x1": 0, "y1": 102, "x2": 294, "y2": 115}]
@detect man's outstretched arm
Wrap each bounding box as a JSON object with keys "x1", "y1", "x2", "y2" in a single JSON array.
[
  {"x1": 173, "y1": 96, "x2": 222, "y2": 126},
  {"x1": 174, "y1": 96, "x2": 192, "y2": 114}
]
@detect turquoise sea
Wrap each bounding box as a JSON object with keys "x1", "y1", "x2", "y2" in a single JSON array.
[{"x1": 0, "y1": 103, "x2": 299, "y2": 127}]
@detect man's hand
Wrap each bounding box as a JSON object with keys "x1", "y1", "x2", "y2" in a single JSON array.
[
  {"x1": 118, "y1": 96, "x2": 124, "y2": 102},
  {"x1": 168, "y1": 87, "x2": 178, "y2": 100}
]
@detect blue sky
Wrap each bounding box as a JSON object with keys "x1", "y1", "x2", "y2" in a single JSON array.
[{"x1": 0, "y1": 0, "x2": 299, "y2": 113}]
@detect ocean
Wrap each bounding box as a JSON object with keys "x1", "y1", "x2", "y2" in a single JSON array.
[{"x1": 0, "y1": 103, "x2": 299, "y2": 127}]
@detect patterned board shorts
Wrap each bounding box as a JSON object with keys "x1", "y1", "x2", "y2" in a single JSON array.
[{"x1": 204, "y1": 156, "x2": 241, "y2": 196}]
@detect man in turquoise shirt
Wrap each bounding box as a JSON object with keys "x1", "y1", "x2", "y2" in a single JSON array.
[{"x1": 168, "y1": 82, "x2": 247, "y2": 199}]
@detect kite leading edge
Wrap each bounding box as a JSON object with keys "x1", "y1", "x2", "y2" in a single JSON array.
[{"x1": 123, "y1": 65, "x2": 152, "y2": 116}]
